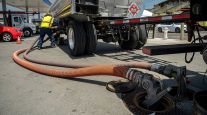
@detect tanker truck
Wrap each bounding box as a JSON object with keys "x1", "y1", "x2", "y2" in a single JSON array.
[{"x1": 50, "y1": 0, "x2": 147, "y2": 56}]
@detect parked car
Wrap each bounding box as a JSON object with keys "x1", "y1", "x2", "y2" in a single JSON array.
[
  {"x1": 0, "y1": 23, "x2": 23, "y2": 42},
  {"x1": 156, "y1": 23, "x2": 187, "y2": 33}
]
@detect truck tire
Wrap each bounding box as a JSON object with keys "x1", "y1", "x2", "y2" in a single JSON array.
[
  {"x1": 67, "y1": 20, "x2": 86, "y2": 56},
  {"x1": 118, "y1": 31, "x2": 138, "y2": 50},
  {"x1": 158, "y1": 27, "x2": 162, "y2": 33},
  {"x1": 175, "y1": 27, "x2": 180, "y2": 33},
  {"x1": 23, "y1": 28, "x2": 32, "y2": 37},
  {"x1": 136, "y1": 25, "x2": 147, "y2": 49},
  {"x1": 83, "y1": 22, "x2": 97, "y2": 54},
  {"x1": 118, "y1": 25, "x2": 147, "y2": 50}
]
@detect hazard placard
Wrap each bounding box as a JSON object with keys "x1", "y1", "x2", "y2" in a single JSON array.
[{"x1": 128, "y1": 3, "x2": 140, "y2": 16}]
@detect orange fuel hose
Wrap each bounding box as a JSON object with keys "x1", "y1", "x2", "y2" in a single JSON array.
[
  {"x1": 13, "y1": 38, "x2": 152, "y2": 78},
  {"x1": 23, "y1": 38, "x2": 152, "y2": 69},
  {"x1": 14, "y1": 49, "x2": 130, "y2": 78}
]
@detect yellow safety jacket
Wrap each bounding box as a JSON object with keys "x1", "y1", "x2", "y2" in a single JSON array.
[
  {"x1": 40, "y1": 15, "x2": 54, "y2": 28},
  {"x1": 199, "y1": 21, "x2": 207, "y2": 27}
]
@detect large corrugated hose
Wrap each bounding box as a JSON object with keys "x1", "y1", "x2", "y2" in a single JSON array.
[
  {"x1": 12, "y1": 38, "x2": 177, "y2": 114},
  {"x1": 12, "y1": 37, "x2": 152, "y2": 79}
]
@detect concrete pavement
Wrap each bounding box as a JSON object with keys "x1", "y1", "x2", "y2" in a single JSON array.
[{"x1": 0, "y1": 35, "x2": 206, "y2": 115}]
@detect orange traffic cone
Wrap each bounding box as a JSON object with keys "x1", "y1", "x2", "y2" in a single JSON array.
[{"x1": 16, "y1": 37, "x2": 21, "y2": 44}]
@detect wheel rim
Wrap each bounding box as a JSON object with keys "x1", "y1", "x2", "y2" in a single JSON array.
[
  {"x1": 158, "y1": 28, "x2": 162, "y2": 32},
  {"x1": 3, "y1": 34, "x2": 11, "y2": 41},
  {"x1": 68, "y1": 27, "x2": 75, "y2": 50},
  {"x1": 176, "y1": 28, "x2": 180, "y2": 33},
  {"x1": 24, "y1": 30, "x2": 30, "y2": 36}
]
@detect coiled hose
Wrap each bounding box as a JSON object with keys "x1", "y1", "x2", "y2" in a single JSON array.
[{"x1": 13, "y1": 37, "x2": 152, "y2": 79}]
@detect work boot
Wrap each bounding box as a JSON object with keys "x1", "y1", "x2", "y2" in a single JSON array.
[
  {"x1": 37, "y1": 45, "x2": 42, "y2": 50},
  {"x1": 38, "y1": 46, "x2": 42, "y2": 50},
  {"x1": 51, "y1": 44, "x2": 56, "y2": 48}
]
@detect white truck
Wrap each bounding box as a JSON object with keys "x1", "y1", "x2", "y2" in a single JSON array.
[{"x1": 8, "y1": 14, "x2": 36, "y2": 37}]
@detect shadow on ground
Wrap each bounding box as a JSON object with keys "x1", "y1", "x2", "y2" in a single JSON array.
[
  {"x1": 57, "y1": 39, "x2": 172, "y2": 65},
  {"x1": 96, "y1": 42, "x2": 172, "y2": 65},
  {"x1": 57, "y1": 40, "x2": 95, "y2": 59},
  {"x1": 63, "y1": 77, "x2": 107, "y2": 86},
  {"x1": 57, "y1": 39, "x2": 207, "y2": 90},
  {"x1": 55, "y1": 39, "x2": 207, "y2": 114}
]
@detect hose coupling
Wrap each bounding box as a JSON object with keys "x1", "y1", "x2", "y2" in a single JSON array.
[
  {"x1": 125, "y1": 68, "x2": 172, "y2": 107},
  {"x1": 125, "y1": 68, "x2": 160, "y2": 91},
  {"x1": 125, "y1": 68, "x2": 145, "y2": 86},
  {"x1": 150, "y1": 63, "x2": 165, "y2": 74}
]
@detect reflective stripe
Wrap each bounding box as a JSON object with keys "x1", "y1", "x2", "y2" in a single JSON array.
[{"x1": 110, "y1": 14, "x2": 190, "y2": 25}]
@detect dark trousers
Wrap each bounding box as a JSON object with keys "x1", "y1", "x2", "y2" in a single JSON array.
[{"x1": 37, "y1": 28, "x2": 55, "y2": 47}]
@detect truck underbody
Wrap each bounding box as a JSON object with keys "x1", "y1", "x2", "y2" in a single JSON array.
[
  {"x1": 50, "y1": 0, "x2": 147, "y2": 56},
  {"x1": 50, "y1": 0, "x2": 206, "y2": 64}
]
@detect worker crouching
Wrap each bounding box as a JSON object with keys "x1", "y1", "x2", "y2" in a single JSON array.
[{"x1": 37, "y1": 13, "x2": 56, "y2": 49}]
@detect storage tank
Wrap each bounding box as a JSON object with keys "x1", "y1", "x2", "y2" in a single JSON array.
[
  {"x1": 50, "y1": 0, "x2": 145, "y2": 18},
  {"x1": 99, "y1": 0, "x2": 145, "y2": 18}
]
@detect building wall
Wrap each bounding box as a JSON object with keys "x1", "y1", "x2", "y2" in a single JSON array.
[{"x1": 151, "y1": 0, "x2": 190, "y2": 16}]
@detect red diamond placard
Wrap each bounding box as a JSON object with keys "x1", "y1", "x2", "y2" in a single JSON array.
[{"x1": 128, "y1": 3, "x2": 140, "y2": 16}]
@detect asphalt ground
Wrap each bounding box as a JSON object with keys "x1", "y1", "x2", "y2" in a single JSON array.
[{"x1": 0, "y1": 32, "x2": 206, "y2": 115}]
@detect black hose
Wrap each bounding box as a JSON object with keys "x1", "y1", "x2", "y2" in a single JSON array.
[
  {"x1": 185, "y1": 52, "x2": 195, "y2": 64},
  {"x1": 185, "y1": 33, "x2": 196, "y2": 63},
  {"x1": 185, "y1": 25, "x2": 206, "y2": 63}
]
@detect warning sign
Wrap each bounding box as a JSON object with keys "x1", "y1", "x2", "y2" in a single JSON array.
[{"x1": 128, "y1": 3, "x2": 140, "y2": 16}]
